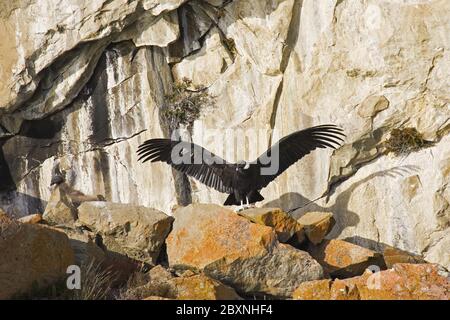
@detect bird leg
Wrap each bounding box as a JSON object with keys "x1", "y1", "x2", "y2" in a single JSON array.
[
  {"x1": 244, "y1": 197, "x2": 257, "y2": 209},
  {"x1": 234, "y1": 200, "x2": 245, "y2": 213},
  {"x1": 237, "y1": 197, "x2": 255, "y2": 211}
]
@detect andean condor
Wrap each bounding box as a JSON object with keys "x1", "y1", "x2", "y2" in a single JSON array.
[{"x1": 137, "y1": 124, "x2": 345, "y2": 208}]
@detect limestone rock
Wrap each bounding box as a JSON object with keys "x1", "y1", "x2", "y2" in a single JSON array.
[
  {"x1": 58, "y1": 227, "x2": 105, "y2": 266},
  {"x1": 358, "y1": 264, "x2": 450, "y2": 300},
  {"x1": 42, "y1": 182, "x2": 104, "y2": 225},
  {"x1": 132, "y1": 11, "x2": 179, "y2": 47},
  {"x1": 0, "y1": 0, "x2": 188, "y2": 113},
  {"x1": 42, "y1": 185, "x2": 78, "y2": 225},
  {"x1": 383, "y1": 246, "x2": 426, "y2": 269},
  {"x1": 124, "y1": 265, "x2": 240, "y2": 300},
  {"x1": 217, "y1": 0, "x2": 296, "y2": 75},
  {"x1": 122, "y1": 265, "x2": 175, "y2": 299},
  {"x1": 0, "y1": 214, "x2": 75, "y2": 299},
  {"x1": 297, "y1": 212, "x2": 335, "y2": 245},
  {"x1": 77, "y1": 202, "x2": 174, "y2": 265},
  {"x1": 169, "y1": 274, "x2": 241, "y2": 300},
  {"x1": 0, "y1": 0, "x2": 449, "y2": 272},
  {"x1": 18, "y1": 213, "x2": 42, "y2": 224},
  {"x1": 166, "y1": 204, "x2": 323, "y2": 298},
  {"x1": 293, "y1": 264, "x2": 450, "y2": 300},
  {"x1": 307, "y1": 239, "x2": 385, "y2": 278},
  {"x1": 292, "y1": 279, "x2": 333, "y2": 300},
  {"x1": 172, "y1": 27, "x2": 233, "y2": 88},
  {"x1": 239, "y1": 207, "x2": 304, "y2": 243},
  {"x1": 144, "y1": 296, "x2": 172, "y2": 300}
]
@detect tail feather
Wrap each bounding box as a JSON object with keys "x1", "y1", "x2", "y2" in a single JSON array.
[
  {"x1": 224, "y1": 193, "x2": 237, "y2": 206},
  {"x1": 223, "y1": 190, "x2": 264, "y2": 206},
  {"x1": 247, "y1": 190, "x2": 264, "y2": 203}
]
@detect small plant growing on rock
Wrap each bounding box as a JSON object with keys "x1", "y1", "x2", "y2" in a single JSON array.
[
  {"x1": 163, "y1": 78, "x2": 215, "y2": 128},
  {"x1": 15, "y1": 259, "x2": 118, "y2": 300},
  {"x1": 72, "y1": 260, "x2": 118, "y2": 300},
  {"x1": 223, "y1": 37, "x2": 237, "y2": 58},
  {"x1": 384, "y1": 127, "x2": 429, "y2": 156}
]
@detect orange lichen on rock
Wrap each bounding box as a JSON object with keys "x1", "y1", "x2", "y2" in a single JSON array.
[
  {"x1": 170, "y1": 274, "x2": 241, "y2": 300},
  {"x1": 297, "y1": 212, "x2": 335, "y2": 245},
  {"x1": 308, "y1": 239, "x2": 385, "y2": 278},
  {"x1": 292, "y1": 279, "x2": 332, "y2": 300},
  {"x1": 167, "y1": 205, "x2": 276, "y2": 268},
  {"x1": 293, "y1": 264, "x2": 450, "y2": 300},
  {"x1": 166, "y1": 204, "x2": 323, "y2": 298},
  {"x1": 239, "y1": 207, "x2": 304, "y2": 243}
]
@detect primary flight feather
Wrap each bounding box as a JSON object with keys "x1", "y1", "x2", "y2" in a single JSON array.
[{"x1": 137, "y1": 124, "x2": 345, "y2": 206}]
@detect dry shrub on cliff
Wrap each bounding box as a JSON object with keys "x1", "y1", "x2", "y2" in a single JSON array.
[
  {"x1": 163, "y1": 78, "x2": 215, "y2": 127},
  {"x1": 72, "y1": 260, "x2": 118, "y2": 300},
  {"x1": 385, "y1": 127, "x2": 429, "y2": 155},
  {"x1": 16, "y1": 259, "x2": 117, "y2": 300}
]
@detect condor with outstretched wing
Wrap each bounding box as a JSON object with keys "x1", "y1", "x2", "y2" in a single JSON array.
[{"x1": 137, "y1": 124, "x2": 345, "y2": 206}]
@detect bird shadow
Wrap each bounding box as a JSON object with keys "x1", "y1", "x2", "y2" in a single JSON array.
[{"x1": 264, "y1": 165, "x2": 421, "y2": 245}]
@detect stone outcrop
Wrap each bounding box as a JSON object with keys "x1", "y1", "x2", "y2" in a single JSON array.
[
  {"x1": 307, "y1": 239, "x2": 385, "y2": 278},
  {"x1": 122, "y1": 265, "x2": 241, "y2": 300},
  {"x1": 382, "y1": 246, "x2": 427, "y2": 269},
  {"x1": 297, "y1": 211, "x2": 335, "y2": 245},
  {"x1": 168, "y1": 274, "x2": 241, "y2": 300},
  {"x1": 0, "y1": 0, "x2": 449, "y2": 275},
  {"x1": 293, "y1": 263, "x2": 450, "y2": 300},
  {"x1": 42, "y1": 185, "x2": 79, "y2": 225},
  {"x1": 239, "y1": 207, "x2": 304, "y2": 243},
  {"x1": 77, "y1": 201, "x2": 174, "y2": 265},
  {"x1": 0, "y1": 0, "x2": 450, "y2": 294},
  {"x1": 166, "y1": 204, "x2": 323, "y2": 298},
  {"x1": 42, "y1": 183, "x2": 105, "y2": 225},
  {"x1": 0, "y1": 213, "x2": 75, "y2": 299},
  {"x1": 18, "y1": 213, "x2": 42, "y2": 224}
]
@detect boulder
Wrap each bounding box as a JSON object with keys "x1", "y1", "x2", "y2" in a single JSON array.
[
  {"x1": 77, "y1": 202, "x2": 174, "y2": 265},
  {"x1": 144, "y1": 296, "x2": 172, "y2": 300},
  {"x1": 239, "y1": 207, "x2": 304, "y2": 243},
  {"x1": 297, "y1": 212, "x2": 335, "y2": 245},
  {"x1": 53, "y1": 225, "x2": 139, "y2": 286},
  {"x1": 18, "y1": 213, "x2": 42, "y2": 224},
  {"x1": 307, "y1": 239, "x2": 385, "y2": 278},
  {"x1": 125, "y1": 265, "x2": 240, "y2": 300},
  {"x1": 42, "y1": 185, "x2": 78, "y2": 225},
  {"x1": 383, "y1": 246, "x2": 426, "y2": 269},
  {"x1": 169, "y1": 274, "x2": 241, "y2": 300},
  {"x1": 0, "y1": 214, "x2": 75, "y2": 299},
  {"x1": 122, "y1": 265, "x2": 175, "y2": 299},
  {"x1": 293, "y1": 263, "x2": 450, "y2": 300},
  {"x1": 292, "y1": 279, "x2": 333, "y2": 300},
  {"x1": 166, "y1": 204, "x2": 323, "y2": 298}
]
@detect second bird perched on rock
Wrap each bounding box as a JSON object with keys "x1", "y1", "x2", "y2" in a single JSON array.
[{"x1": 137, "y1": 124, "x2": 345, "y2": 209}]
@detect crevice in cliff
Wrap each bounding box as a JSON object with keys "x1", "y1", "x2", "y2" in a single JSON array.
[
  {"x1": 0, "y1": 143, "x2": 15, "y2": 192},
  {"x1": 268, "y1": 0, "x2": 303, "y2": 145},
  {"x1": 332, "y1": 0, "x2": 345, "y2": 23},
  {"x1": 421, "y1": 48, "x2": 444, "y2": 93}
]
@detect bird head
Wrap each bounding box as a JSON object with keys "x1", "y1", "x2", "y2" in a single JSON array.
[{"x1": 236, "y1": 160, "x2": 250, "y2": 172}]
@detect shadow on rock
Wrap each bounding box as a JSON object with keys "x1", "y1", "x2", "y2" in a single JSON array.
[{"x1": 265, "y1": 165, "x2": 420, "y2": 242}]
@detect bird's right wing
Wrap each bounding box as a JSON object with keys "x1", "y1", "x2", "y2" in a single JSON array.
[{"x1": 137, "y1": 139, "x2": 235, "y2": 193}]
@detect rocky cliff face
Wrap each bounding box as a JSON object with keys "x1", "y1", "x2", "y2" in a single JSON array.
[{"x1": 0, "y1": 0, "x2": 448, "y2": 268}]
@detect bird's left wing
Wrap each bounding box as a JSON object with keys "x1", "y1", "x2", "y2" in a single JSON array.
[
  {"x1": 248, "y1": 124, "x2": 345, "y2": 189},
  {"x1": 137, "y1": 139, "x2": 235, "y2": 193}
]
